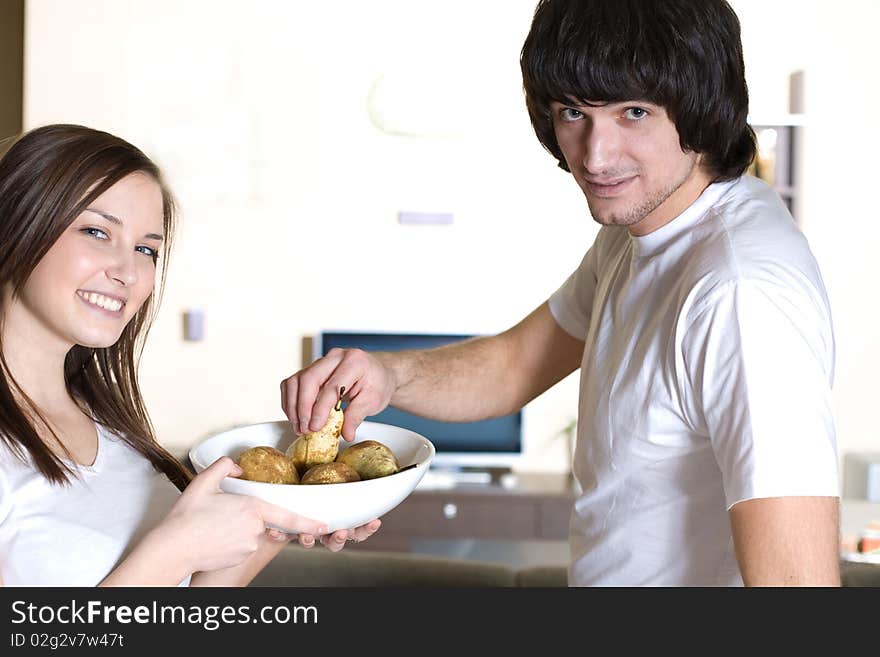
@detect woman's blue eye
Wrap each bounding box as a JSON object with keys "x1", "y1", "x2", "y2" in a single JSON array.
[
  {"x1": 136, "y1": 245, "x2": 158, "y2": 261},
  {"x1": 625, "y1": 107, "x2": 648, "y2": 120},
  {"x1": 81, "y1": 227, "x2": 109, "y2": 239}
]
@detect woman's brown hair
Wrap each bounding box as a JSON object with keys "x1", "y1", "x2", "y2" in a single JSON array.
[{"x1": 0, "y1": 124, "x2": 191, "y2": 490}]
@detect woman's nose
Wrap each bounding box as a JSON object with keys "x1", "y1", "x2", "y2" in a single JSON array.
[{"x1": 106, "y1": 250, "x2": 138, "y2": 286}]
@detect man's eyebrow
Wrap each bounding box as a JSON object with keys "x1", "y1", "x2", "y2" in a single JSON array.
[{"x1": 84, "y1": 207, "x2": 164, "y2": 241}]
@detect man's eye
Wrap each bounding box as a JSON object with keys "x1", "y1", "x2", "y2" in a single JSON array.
[
  {"x1": 559, "y1": 107, "x2": 583, "y2": 122},
  {"x1": 624, "y1": 107, "x2": 648, "y2": 120}
]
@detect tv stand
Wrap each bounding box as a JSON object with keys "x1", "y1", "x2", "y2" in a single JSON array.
[
  {"x1": 354, "y1": 471, "x2": 579, "y2": 557},
  {"x1": 419, "y1": 465, "x2": 513, "y2": 488}
]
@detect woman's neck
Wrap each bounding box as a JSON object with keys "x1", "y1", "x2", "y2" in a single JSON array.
[{"x1": 2, "y1": 296, "x2": 77, "y2": 414}]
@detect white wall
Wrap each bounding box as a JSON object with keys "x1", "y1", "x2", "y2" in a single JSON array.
[{"x1": 23, "y1": 0, "x2": 879, "y2": 476}]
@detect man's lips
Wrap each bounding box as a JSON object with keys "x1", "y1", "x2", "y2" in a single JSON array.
[{"x1": 583, "y1": 176, "x2": 636, "y2": 198}]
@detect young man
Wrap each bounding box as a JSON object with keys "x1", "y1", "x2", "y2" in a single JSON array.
[{"x1": 281, "y1": 0, "x2": 840, "y2": 586}]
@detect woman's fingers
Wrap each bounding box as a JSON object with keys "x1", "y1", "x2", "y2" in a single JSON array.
[
  {"x1": 320, "y1": 530, "x2": 349, "y2": 552},
  {"x1": 266, "y1": 528, "x2": 289, "y2": 543},
  {"x1": 317, "y1": 519, "x2": 381, "y2": 551},
  {"x1": 256, "y1": 500, "x2": 327, "y2": 536},
  {"x1": 184, "y1": 456, "x2": 240, "y2": 496},
  {"x1": 344, "y1": 519, "x2": 381, "y2": 544}
]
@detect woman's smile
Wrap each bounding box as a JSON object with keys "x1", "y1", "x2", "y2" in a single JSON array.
[{"x1": 76, "y1": 289, "x2": 126, "y2": 314}]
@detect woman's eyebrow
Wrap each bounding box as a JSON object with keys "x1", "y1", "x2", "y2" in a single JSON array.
[{"x1": 84, "y1": 207, "x2": 164, "y2": 241}]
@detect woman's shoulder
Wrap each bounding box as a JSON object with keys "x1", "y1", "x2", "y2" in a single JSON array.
[
  {"x1": 0, "y1": 435, "x2": 30, "y2": 470},
  {"x1": 0, "y1": 436, "x2": 39, "y2": 526}
]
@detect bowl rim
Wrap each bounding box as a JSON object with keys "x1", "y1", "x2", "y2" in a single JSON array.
[{"x1": 188, "y1": 419, "x2": 435, "y2": 488}]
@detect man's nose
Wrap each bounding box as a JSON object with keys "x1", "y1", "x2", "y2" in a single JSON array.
[{"x1": 582, "y1": 122, "x2": 620, "y2": 175}]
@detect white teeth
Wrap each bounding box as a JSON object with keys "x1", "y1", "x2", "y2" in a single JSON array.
[{"x1": 79, "y1": 291, "x2": 123, "y2": 312}]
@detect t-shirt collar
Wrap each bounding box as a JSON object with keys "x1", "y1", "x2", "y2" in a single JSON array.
[{"x1": 630, "y1": 178, "x2": 737, "y2": 258}]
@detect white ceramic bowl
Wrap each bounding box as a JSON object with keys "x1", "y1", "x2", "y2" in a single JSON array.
[{"x1": 188, "y1": 420, "x2": 434, "y2": 533}]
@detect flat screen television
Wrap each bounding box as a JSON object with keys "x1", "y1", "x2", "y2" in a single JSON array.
[{"x1": 313, "y1": 330, "x2": 523, "y2": 471}]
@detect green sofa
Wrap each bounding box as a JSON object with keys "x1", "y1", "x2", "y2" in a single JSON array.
[
  {"x1": 250, "y1": 545, "x2": 567, "y2": 587},
  {"x1": 249, "y1": 545, "x2": 878, "y2": 587}
]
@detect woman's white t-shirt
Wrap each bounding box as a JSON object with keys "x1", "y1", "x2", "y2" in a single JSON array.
[{"x1": 0, "y1": 422, "x2": 188, "y2": 586}]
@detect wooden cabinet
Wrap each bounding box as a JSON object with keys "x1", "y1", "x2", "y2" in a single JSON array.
[
  {"x1": 351, "y1": 472, "x2": 579, "y2": 553},
  {"x1": 0, "y1": 0, "x2": 23, "y2": 149}
]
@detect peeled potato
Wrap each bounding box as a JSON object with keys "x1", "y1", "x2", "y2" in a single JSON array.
[
  {"x1": 237, "y1": 446, "x2": 299, "y2": 484},
  {"x1": 286, "y1": 403, "x2": 344, "y2": 474},
  {"x1": 337, "y1": 440, "x2": 399, "y2": 480},
  {"x1": 301, "y1": 462, "x2": 361, "y2": 485}
]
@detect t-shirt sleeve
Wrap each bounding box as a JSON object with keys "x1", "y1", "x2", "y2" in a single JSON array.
[
  {"x1": 681, "y1": 278, "x2": 838, "y2": 509},
  {"x1": 548, "y1": 244, "x2": 599, "y2": 340}
]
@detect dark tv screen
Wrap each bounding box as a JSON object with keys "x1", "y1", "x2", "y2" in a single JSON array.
[{"x1": 315, "y1": 331, "x2": 523, "y2": 467}]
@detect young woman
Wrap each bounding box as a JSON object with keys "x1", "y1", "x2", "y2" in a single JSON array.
[{"x1": 0, "y1": 124, "x2": 379, "y2": 586}]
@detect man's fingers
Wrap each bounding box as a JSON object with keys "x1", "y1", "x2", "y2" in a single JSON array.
[
  {"x1": 308, "y1": 382, "x2": 342, "y2": 433},
  {"x1": 293, "y1": 356, "x2": 344, "y2": 435},
  {"x1": 339, "y1": 398, "x2": 372, "y2": 442},
  {"x1": 280, "y1": 376, "x2": 299, "y2": 429}
]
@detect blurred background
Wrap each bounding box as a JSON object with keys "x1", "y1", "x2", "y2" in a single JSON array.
[{"x1": 1, "y1": 0, "x2": 877, "y2": 486}]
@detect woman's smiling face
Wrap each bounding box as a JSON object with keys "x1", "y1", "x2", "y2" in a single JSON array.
[{"x1": 8, "y1": 172, "x2": 165, "y2": 351}]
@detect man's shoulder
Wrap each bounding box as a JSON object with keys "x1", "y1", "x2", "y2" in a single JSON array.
[
  {"x1": 696, "y1": 175, "x2": 790, "y2": 236},
  {"x1": 688, "y1": 177, "x2": 812, "y2": 277},
  {"x1": 674, "y1": 177, "x2": 828, "y2": 317}
]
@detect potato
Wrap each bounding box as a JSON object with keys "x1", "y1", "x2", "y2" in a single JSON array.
[
  {"x1": 237, "y1": 446, "x2": 299, "y2": 484},
  {"x1": 337, "y1": 440, "x2": 399, "y2": 480},
  {"x1": 301, "y1": 462, "x2": 361, "y2": 485},
  {"x1": 286, "y1": 403, "x2": 344, "y2": 474}
]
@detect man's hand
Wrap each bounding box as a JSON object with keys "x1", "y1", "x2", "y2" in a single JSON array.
[{"x1": 281, "y1": 348, "x2": 398, "y2": 442}]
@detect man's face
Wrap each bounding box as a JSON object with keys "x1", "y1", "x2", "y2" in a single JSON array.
[{"x1": 551, "y1": 100, "x2": 713, "y2": 236}]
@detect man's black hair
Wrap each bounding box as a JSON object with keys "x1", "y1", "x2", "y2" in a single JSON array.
[{"x1": 520, "y1": 0, "x2": 756, "y2": 180}]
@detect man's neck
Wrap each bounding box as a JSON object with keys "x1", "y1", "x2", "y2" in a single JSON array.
[{"x1": 628, "y1": 166, "x2": 715, "y2": 237}]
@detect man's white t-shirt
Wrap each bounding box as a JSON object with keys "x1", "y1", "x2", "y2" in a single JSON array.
[
  {"x1": 549, "y1": 175, "x2": 838, "y2": 586},
  {"x1": 0, "y1": 423, "x2": 188, "y2": 586}
]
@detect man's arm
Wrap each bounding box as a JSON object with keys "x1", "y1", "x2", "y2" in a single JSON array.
[
  {"x1": 283, "y1": 301, "x2": 585, "y2": 440},
  {"x1": 383, "y1": 301, "x2": 585, "y2": 421},
  {"x1": 729, "y1": 496, "x2": 840, "y2": 586}
]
